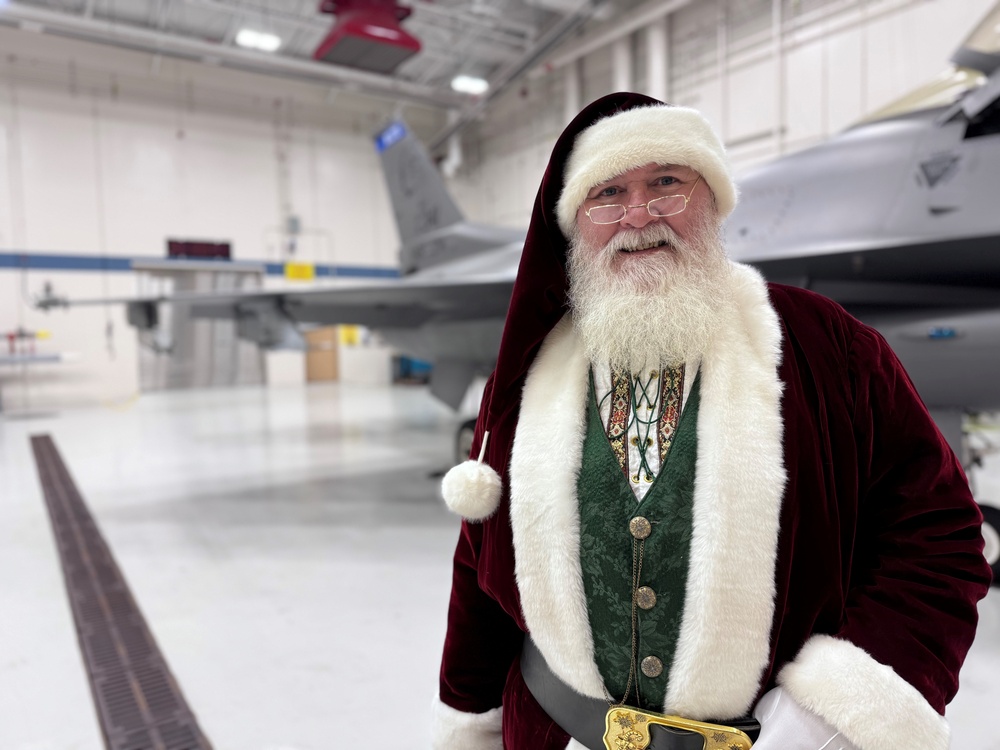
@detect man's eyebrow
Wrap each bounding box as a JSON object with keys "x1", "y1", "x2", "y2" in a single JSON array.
[{"x1": 588, "y1": 165, "x2": 689, "y2": 194}]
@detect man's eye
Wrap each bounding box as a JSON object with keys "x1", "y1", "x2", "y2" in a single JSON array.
[
  {"x1": 656, "y1": 176, "x2": 678, "y2": 186},
  {"x1": 597, "y1": 186, "x2": 620, "y2": 198}
]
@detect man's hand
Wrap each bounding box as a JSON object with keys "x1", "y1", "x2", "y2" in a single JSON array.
[{"x1": 751, "y1": 688, "x2": 860, "y2": 750}]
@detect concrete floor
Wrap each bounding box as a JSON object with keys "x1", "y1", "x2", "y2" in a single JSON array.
[{"x1": 0, "y1": 382, "x2": 997, "y2": 749}]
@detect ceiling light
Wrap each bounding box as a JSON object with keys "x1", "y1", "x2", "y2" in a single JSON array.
[
  {"x1": 236, "y1": 29, "x2": 281, "y2": 53},
  {"x1": 451, "y1": 75, "x2": 489, "y2": 95},
  {"x1": 363, "y1": 24, "x2": 403, "y2": 41}
]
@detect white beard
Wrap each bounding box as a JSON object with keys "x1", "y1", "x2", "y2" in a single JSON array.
[{"x1": 566, "y1": 213, "x2": 735, "y2": 372}]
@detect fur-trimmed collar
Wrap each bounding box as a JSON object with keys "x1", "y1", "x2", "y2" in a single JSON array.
[{"x1": 508, "y1": 261, "x2": 787, "y2": 720}]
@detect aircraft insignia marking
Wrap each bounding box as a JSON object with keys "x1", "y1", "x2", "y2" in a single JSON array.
[
  {"x1": 375, "y1": 121, "x2": 407, "y2": 153},
  {"x1": 927, "y1": 327, "x2": 959, "y2": 340},
  {"x1": 919, "y1": 153, "x2": 960, "y2": 187}
]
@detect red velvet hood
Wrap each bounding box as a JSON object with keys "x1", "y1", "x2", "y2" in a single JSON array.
[{"x1": 481, "y1": 92, "x2": 665, "y2": 440}]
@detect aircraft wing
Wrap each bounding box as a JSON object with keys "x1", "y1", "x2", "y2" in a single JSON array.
[
  {"x1": 186, "y1": 275, "x2": 515, "y2": 329},
  {"x1": 49, "y1": 274, "x2": 515, "y2": 331}
]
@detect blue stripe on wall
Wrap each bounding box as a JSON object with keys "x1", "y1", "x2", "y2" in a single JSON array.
[
  {"x1": 0, "y1": 253, "x2": 133, "y2": 271},
  {"x1": 0, "y1": 252, "x2": 400, "y2": 279}
]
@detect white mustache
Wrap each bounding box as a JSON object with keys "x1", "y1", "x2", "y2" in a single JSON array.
[{"x1": 600, "y1": 224, "x2": 685, "y2": 255}]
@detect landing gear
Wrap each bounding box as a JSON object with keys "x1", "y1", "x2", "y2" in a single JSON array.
[{"x1": 981, "y1": 504, "x2": 1000, "y2": 585}]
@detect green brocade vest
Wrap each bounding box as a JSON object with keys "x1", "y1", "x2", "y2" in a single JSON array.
[{"x1": 577, "y1": 371, "x2": 701, "y2": 709}]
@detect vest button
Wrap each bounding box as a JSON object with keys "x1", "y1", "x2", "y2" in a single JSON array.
[
  {"x1": 641, "y1": 656, "x2": 663, "y2": 678},
  {"x1": 636, "y1": 586, "x2": 657, "y2": 610},
  {"x1": 629, "y1": 516, "x2": 652, "y2": 540}
]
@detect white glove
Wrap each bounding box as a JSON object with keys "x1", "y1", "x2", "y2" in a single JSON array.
[{"x1": 751, "y1": 687, "x2": 859, "y2": 750}]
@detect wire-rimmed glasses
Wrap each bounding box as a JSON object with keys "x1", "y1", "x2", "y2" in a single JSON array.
[{"x1": 584, "y1": 176, "x2": 702, "y2": 225}]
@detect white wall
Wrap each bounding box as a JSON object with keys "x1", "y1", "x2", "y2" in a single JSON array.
[
  {"x1": 0, "y1": 26, "x2": 444, "y2": 410},
  {"x1": 457, "y1": 0, "x2": 996, "y2": 229}
]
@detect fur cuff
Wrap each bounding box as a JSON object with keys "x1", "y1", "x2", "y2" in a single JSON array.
[
  {"x1": 777, "y1": 635, "x2": 949, "y2": 750},
  {"x1": 430, "y1": 695, "x2": 503, "y2": 750}
]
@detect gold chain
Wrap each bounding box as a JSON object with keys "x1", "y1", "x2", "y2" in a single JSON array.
[{"x1": 604, "y1": 536, "x2": 646, "y2": 707}]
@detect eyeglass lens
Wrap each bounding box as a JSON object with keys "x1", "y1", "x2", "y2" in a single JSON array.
[{"x1": 587, "y1": 195, "x2": 686, "y2": 224}]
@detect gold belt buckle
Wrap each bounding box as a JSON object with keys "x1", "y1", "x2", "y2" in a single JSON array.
[{"x1": 604, "y1": 707, "x2": 754, "y2": 750}]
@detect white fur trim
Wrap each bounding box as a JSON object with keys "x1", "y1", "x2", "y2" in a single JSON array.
[
  {"x1": 509, "y1": 315, "x2": 608, "y2": 698},
  {"x1": 778, "y1": 635, "x2": 949, "y2": 750},
  {"x1": 556, "y1": 105, "x2": 738, "y2": 236},
  {"x1": 430, "y1": 694, "x2": 503, "y2": 750},
  {"x1": 664, "y1": 262, "x2": 786, "y2": 720},
  {"x1": 441, "y1": 460, "x2": 502, "y2": 521},
  {"x1": 509, "y1": 263, "x2": 786, "y2": 719}
]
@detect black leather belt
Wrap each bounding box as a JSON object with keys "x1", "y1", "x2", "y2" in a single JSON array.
[{"x1": 520, "y1": 636, "x2": 760, "y2": 750}]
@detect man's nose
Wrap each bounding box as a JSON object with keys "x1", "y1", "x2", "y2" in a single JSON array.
[{"x1": 620, "y1": 198, "x2": 655, "y2": 229}]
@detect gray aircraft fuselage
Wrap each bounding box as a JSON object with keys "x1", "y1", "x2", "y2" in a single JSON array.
[{"x1": 725, "y1": 104, "x2": 1000, "y2": 417}]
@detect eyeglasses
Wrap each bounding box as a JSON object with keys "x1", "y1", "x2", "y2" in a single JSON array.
[{"x1": 584, "y1": 176, "x2": 702, "y2": 225}]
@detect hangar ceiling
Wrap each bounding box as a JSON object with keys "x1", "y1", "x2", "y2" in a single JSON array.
[
  {"x1": 0, "y1": 0, "x2": 863, "y2": 110},
  {"x1": 0, "y1": 0, "x2": 632, "y2": 110},
  {"x1": 0, "y1": 0, "x2": 932, "y2": 143}
]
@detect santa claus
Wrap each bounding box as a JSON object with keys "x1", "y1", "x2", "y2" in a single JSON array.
[{"x1": 432, "y1": 92, "x2": 991, "y2": 750}]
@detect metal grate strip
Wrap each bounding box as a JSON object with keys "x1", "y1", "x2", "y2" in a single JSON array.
[{"x1": 31, "y1": 435, "x2": 213, "y2": 750}]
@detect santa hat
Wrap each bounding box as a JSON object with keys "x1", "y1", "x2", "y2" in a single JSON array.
[
  {"x1": 555, "y1": 104, "x2": 737, "y2": 237},
  {"x1": 442, "y1": 94, "x2": 732, "y2": 521}
]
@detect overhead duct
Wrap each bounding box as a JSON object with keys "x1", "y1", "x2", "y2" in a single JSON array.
[{"x1": 314, "y1": 0, "x2": 421, "y2": 74}]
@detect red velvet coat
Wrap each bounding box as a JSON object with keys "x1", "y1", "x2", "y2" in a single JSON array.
[
  {"x1": 433, "y1": 271, "x2": 990, "y2": 750},
  {"x1": 430, "y1": 94, "x2": 991, "y2": 750}
]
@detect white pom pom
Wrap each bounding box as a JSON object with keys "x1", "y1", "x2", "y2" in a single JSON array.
[{"x1": 441, "y1": 459, "x2": 502, "y2": 521}]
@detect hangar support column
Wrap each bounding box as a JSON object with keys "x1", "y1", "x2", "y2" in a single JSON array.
[
  {"x1": 645, "y1": 15, "x2": 669, "y2": 103},
  {"x1": 564, "y1": 60, "x2": 582, "y2": 126},
  {"x1": 613, "y1": 37, "x2": 633, "y2": 94}
]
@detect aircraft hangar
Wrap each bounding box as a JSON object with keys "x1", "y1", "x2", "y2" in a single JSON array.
[{"x1": 1, "y1": 0, "x2": 998, "y2": 747}]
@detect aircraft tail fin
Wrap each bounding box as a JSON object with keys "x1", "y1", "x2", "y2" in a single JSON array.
[{"x1": 375, "y1": 121, "x2": 467, "y2": 272}]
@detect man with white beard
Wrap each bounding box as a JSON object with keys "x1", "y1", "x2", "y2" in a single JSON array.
[
  {"x1": 433, "y1": 93, "x2": 990, "y2": 750},
  {"x1": 566, "y1": 164, "x2": 731, "y2": 380}
]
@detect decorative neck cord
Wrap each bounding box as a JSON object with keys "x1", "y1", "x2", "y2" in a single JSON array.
[
  {"x1": 597, "y1": 368, "x2": 662, "y2": 485},
  {"x1": 629, "y1": 370, "x2": 660, "y2": 484}
]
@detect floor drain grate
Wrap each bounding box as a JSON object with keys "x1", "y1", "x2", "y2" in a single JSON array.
[{"x1": 31, "y1": 435, "x2": 213, "y2": 750}]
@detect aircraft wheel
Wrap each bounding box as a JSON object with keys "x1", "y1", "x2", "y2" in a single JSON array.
[
  {"x1": 455, "y1": 418, "x2": 478, "y2": 465},
  {"x1": 982, "y1": 504, "x2": 1000, "y2": 587}
]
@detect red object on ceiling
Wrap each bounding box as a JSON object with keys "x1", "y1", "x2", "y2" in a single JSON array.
[{"x1": 314, "y1": 0, "x2": 422, "y2": 75}]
